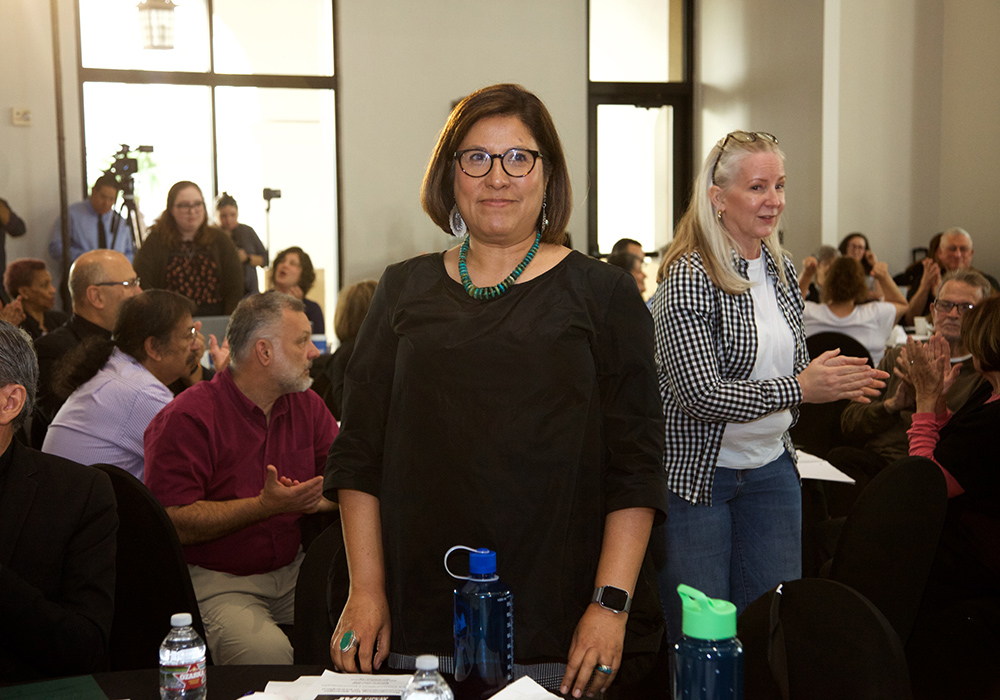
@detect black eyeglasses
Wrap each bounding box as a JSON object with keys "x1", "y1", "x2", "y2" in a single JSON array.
[
  {"x1": 94, "y1": 276, "x2": 140, "y2": 289},
  {"x1": 455, "y1": 148, "x2": 542, "y2": 178},
  {"x1": 933, "y1": 299, "x2": 975, "y2": 316},
  {"x1": 711, "y1": 131, "x2": 779, "y2": 184}
]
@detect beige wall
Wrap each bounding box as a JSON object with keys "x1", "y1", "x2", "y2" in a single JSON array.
[
  {"x1": 940, "y1": 0, "x2": 1000, "y2": 273},
  {"x1": 0, "y1": 0, "x2": 83, "y2": 268},
  {"x1": 336, "y1": 0, "x2": 587, "y2": 284},
  {"x1": 698, "y1": 0, "x2": 825, "y2": 267}
]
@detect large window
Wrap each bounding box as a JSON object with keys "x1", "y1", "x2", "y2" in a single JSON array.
[
  {"x1": 588, "y1": 0, "x2": 693, "y2": 261},
  {"x1": 77, "y1": 0, "x2": 339, "y2": 330}
]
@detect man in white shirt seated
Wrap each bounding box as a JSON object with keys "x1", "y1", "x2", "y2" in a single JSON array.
[{"x1": 42, "y1": 290, "x2": 201, "y2": 480}]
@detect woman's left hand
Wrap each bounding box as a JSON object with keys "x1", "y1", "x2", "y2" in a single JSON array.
[{"x1": 561, "y1": 605, "x2": 627, "y2": 698}]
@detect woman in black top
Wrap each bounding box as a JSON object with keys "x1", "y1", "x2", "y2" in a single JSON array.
[{"x1": 324, "y1": 84, "x2": 667, "y2": 697}]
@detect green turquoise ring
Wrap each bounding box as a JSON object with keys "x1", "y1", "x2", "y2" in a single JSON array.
[{"x1": 339, "y1": 629, "x2": 358, "y2": 653}]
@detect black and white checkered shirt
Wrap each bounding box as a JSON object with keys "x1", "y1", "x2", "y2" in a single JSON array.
[{"x1": 651, "y1": 246, "x2": 808, "y2": 505}]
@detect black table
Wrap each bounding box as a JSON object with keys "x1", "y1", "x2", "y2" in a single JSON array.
[{"x1": 94, "y1": 664, "x2": 326, "y2": 700}]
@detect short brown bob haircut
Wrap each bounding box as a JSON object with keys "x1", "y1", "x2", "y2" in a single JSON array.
[
  {"x1": 822, "y1": 256, "x2": 868, "y2": 305},
  {"x1": 420, "y1": 83, "x2": 572, "y2": 245},
  {"x1": 961, "y1": 293, "x2": 1000, "y2": 374},
  {"x1": 334, "y1": 279, "x2": 377, "y2": 343}
]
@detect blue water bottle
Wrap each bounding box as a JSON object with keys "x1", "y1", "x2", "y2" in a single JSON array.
[
  {"x1": 673, "y1": 584, "x2": 743, "y2": 700},
  {"x1": 445, "y1": 546, "x2": 513, "y2": 700}
]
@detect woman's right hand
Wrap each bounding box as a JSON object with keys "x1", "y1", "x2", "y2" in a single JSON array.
[
  {"x1": 797, "y1": 349, "x2": 888, "y2": 404},
  {"x1": 330, "y1": 588, "x2": 391, "y2": 673}
]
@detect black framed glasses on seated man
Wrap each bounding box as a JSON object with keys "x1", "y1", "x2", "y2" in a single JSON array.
[
  {"x1": 94, "y1": 276, "x2": 141, "y2": 289},
  {"x1": 933, "y1": 299, "x2": 975, "y2": 316},
  {"x1": 455, "y1": 148, "x2": 542, "y2": 178},
  {"x1": 711, "y1": 131, "x2": 779, "y2": 184}
]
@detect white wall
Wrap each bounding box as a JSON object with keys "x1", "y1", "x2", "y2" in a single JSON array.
[
  {"x1": 336, "y1": 0, "x2": 587, "y2": 284},
  {"x1": 939, "y1": 0, "x2": 1000, "y2": 272},
  {"x1": 698, "y1": 0, "x2": 825, "y2": 267},
  {"x1": 0, "y1": 0, "x2": 83, "y2": 269},
  {"x1": 826, "y1": 0, "x2": 944, "y2": 273}
]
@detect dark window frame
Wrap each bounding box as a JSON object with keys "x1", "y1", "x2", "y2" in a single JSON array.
[
  {"x1": 74, "y1": 0, "x2": 343, "y2": 283},
  {"x1": 586, "y1": 0, "x2": 695, "y2": 258}
]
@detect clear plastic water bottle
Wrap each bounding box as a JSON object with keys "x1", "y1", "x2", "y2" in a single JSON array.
[
  {"x1": 402, "y1": 655, "x2": 454, "y2": 700},
  {"x1": 445, "y1": 546, "x2": 513, "y2": 700},
  {"x1": 159, "y1": 612, "x2": 207, "y2": 700},
  {"x1": 673, "y1": 584, "x2": 743, "y2": 700}
]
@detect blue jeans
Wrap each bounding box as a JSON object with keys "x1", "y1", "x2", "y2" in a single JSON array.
[{"x1": 656, "y1": 450, "x2": 802, "y2": 643}]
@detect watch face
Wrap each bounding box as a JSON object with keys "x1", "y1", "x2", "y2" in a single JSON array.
[{"x1": 600, "y1": 586, "x2": 629, "y2": 611}]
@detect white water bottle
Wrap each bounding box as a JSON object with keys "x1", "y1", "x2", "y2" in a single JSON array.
[
  {"x1": 159, "y1": 612, "x2": 207, "y2": 700},
  {"x1": 402, "y1": 655, "x2": 455, "y2": 700}
]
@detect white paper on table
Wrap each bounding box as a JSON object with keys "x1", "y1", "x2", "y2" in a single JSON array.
[
  {"x1": 796, "y1": 450, "x2": 856, "y2": 484},
  {"x1": 266, "y1": 670, "x2": 411, "y2": 699},
  {"x1": 487, "y1": 676, "x2": 563, "y2": 699}
]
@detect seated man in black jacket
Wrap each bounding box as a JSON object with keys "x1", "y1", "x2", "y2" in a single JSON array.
[
  {"x1": 0, "y1": 321, "x2": 117, "y2": 683},
  {"x1": 31, "y1": 249, "x2": 140, "y2": 447}
]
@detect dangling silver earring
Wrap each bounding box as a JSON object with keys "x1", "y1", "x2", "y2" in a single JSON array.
[
  {"x1": 449, "y1": 204, "x2": 467, "y2": 237},
  {"x1": 539, "y1": 194, "x2": 549, "y2": 234}
]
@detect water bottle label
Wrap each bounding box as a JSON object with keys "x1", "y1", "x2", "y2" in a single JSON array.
[{"x1": 163, "y1": 660, "x2": 206, "y2": 690}]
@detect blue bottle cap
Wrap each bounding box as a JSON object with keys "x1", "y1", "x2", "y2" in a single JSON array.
[{"x1": 469, "y1": 548, "x2": 497, "y2": 575}]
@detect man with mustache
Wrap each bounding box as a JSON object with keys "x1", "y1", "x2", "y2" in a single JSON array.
[
  {"x1": 144, "y1": 292, "x2": 338, "y2": 665},
  {"x1": 42, "y1": 290, "x2": 200, "y2": 481}
]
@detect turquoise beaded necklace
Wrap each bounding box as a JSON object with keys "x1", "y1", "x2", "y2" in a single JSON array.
[{"x1": 458, "y1": 230, "x2": 541, "y2": 301}]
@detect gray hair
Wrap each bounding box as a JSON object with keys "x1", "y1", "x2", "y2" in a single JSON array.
[
  {"x1": 942, "y1": 227, "x2": 973, "y2": 247},
  {"x1": 0, "y1": 321, "x2": 38, "y2": 432},
  {"x1": 226, "y1": 292, "x2": 306, "y2": 371},
  {"x1": 936, "y1": 269, "x2": 993, "y2": 302},
  {"x1": 814, "y1": 245, "x2": 839, "y2": 265}
]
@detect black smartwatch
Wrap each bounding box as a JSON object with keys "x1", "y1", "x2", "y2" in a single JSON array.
[{"x1": 592, "y1": 585, "x2": 633, "y2": 614}]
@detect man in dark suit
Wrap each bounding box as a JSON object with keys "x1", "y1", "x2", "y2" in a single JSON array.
[{"x1": 0, "y1": 321, "x2": 117, "y2": 684}]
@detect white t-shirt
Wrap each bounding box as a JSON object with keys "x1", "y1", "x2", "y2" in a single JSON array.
[
  {"x1": 802, "y1": 300, "x2": 897, "y2": 365},
  {"x1": 717, "y1": 257, "x2": 795, "y2": 469}
]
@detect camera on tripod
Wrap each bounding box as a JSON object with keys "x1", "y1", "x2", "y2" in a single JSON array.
[
  {"x1": 104, "y1": 144, "x2": 153, "y2": 249},
  {"x1": 107, "y1": 143, "x2": 153, "y2": 186}
]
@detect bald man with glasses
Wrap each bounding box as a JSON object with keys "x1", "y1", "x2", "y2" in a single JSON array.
[{"x1": 30, "y1": 250, "x2": 141, "y2": 447}]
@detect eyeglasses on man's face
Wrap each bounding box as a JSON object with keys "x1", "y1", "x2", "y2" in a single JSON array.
[
  {"x1": 933, "y1": 299, "x2": 975, "y2": 315},
  {"x1": 454, "y1": 148, "x2": 542, "y2": 178},
  {"x1": 174, "y1": 201, "x2": 205, "y2": 212},
  {"x1": 93, "y1": 276, "x2": 141, "y2": 289},
  {"x1": 711, "y1": 131, "x2": 779, "y2": 184}
]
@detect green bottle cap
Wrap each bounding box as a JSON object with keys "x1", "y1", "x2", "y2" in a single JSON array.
[{"x1": 677, "y1": 584, "x2": 737, "y2": 640}]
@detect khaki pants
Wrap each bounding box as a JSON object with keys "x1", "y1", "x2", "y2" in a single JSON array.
[{"x1": 188, "y1": 550, "x2": 304, "y2": 665}]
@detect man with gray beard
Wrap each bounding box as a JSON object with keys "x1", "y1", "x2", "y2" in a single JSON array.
[{"x1": 144, "y1": 292, "x2": 337, "y2": 665}]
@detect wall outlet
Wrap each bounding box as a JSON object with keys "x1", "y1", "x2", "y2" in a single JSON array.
[{"x1": 11, "y1": 108, "x2": 31, "y2": 126}]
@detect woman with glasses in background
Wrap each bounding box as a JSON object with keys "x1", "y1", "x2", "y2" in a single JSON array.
[
  {"x1": 325, "y1": 84, "x2": 666, "y2": 698},
  {"x1": 650, "y1": 130, "x2": 887, "y2": 642},
  {"x1": 134, "y1": 181, "x2": 243, "y2": 316}
]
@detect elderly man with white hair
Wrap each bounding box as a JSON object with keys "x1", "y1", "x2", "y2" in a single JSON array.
[
  {"x1": 906, "y1": 227, "x2": 999, "y2": 322},
  {"x1": 144, "y1": 292, "x2": 338, "y2": 666}
]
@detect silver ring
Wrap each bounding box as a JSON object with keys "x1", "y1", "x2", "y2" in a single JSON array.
[{"x1": 596, "y1": 664, "x2": 613, "y2": 675}]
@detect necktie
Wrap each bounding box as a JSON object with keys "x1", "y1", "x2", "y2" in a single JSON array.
[{"x1": 98, "y1": 215, "x2": 107, "y2": 249}]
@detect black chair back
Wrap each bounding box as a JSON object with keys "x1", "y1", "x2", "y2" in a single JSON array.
[
  {"x1": 739, "y1": 579, "x2": 912, "y2": 700},
  {"x1": 91, "y1": 464, "x2": 207, "y2": 670},
  {"x1": 791, "y1": 332, "x2": 874, "y2": 459},
  {"x1": 827, "y1": 457, "x2": 947, "y2": 645},
  {"x1": 293, "y1": 517, "x2": 347, "y2": 666}
]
